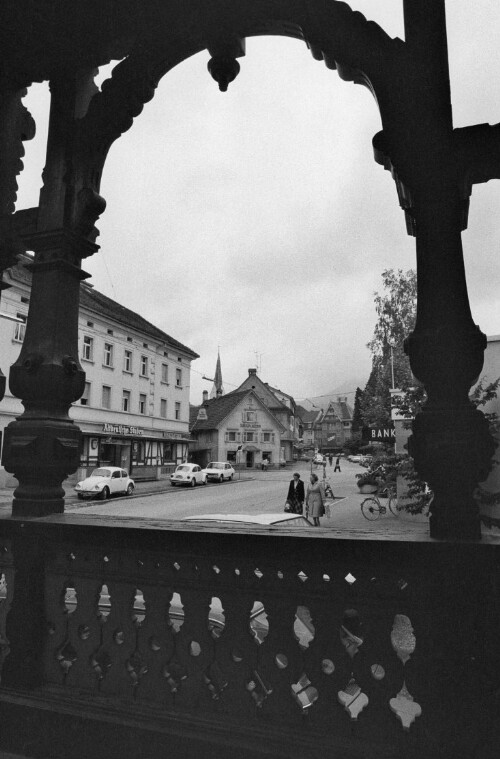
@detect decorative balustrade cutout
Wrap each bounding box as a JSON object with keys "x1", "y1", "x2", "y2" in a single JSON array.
[
  {"x1": 340, "y1": 609, "x2": 363, "y2": 658},
  {"x1": 390, "y1": 614, "x2": 421, "y2": 729},
  {"x1": 338, "y1": 677, "x2": 369, "y2": 719},
  {"x1": 292, "y1": 673, "x2": 319, "y2": 711}
]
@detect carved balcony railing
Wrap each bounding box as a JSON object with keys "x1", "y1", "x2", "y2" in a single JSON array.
[{"x1": 0, "y1": 516, "x2": 499, "y2": 759}]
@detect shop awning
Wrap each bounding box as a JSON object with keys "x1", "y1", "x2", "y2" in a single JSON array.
[{"x1": 243, "y1": 445, "x2": 261, "y2": 452}]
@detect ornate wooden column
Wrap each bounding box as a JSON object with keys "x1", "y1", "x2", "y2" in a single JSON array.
[
  {"x1": 0, "y1": 88, "x2": 35, "y2": 400},
  {"x1": 404, "y1": 188, "x2": 494, "y2": 540},
  {"x1": 375, "y1": 1, "x2": 497, "y2": 539},
  {"x1": 2, "y1": 74, "x2": 105, "y2": 517}
]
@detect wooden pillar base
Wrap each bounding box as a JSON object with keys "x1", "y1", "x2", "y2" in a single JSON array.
[{"x1": 408, "y1": 404, "x2": 494, "y2": 540}]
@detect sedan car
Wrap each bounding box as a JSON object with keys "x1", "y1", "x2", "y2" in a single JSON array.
[
  {"x1": 202, "y1": 461, "x2": 235, "y2": 482},
  {"x1": 74, "y1": 467, "x2": 134, "y2": 500},
  {"x1": 170, "y1": 463, "x2": 207, "y2": 487}
]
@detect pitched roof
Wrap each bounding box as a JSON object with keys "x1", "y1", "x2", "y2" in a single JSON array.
[
  {"x1": 319, "y1": 401, "x2": 353, "y2": 423},
  {"x1": 79, "y1": 284, "x2": 199, "y2": 358},
  {"x1": 190, "y1": 390, "x2": 285, "y2": 433},
  {"x1": 7, "y1": 256, "x2": 199, "y2": 359},
  {"x1": 190, "y1": 391, "x2": 250, "y2": 431}
]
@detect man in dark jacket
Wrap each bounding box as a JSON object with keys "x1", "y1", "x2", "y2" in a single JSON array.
[{"x1": 285, "y1": 472, "x2": 305, "y2": 514}]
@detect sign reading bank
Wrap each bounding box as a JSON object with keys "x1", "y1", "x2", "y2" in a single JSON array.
[{"x1": 362, "y1": 424, "x2": 395, "y2": 441}]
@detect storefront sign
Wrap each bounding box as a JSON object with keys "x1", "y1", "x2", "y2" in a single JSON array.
[
  {"x1": 103, "y1": 423, "x2": 144, "y2": 436},
  {"x1": 362, "y1": 425, "x2": 395, "y2": 440},
  {"x1": 163, "y1": 432, "x2": 185, "y2": 440}
]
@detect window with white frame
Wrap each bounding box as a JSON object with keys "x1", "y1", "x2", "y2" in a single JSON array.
[
  {"x1": 244, "y1": 431, "x2": 255, "y2": 442},
  {"x1": 175, "y1": 401, "x2": 181, "y2": 420},
  {"x1": 102, "y1": 385, "x2": 111, "y2": 409},
  {"x1": 161, "y1": 363, "x2": 168, "y2": 383},
  {"x1": 139, "y1": 394, "x2": 147, "y2": 414},
  {"x1": 176, "y1": 367, "x2": 182, "y2": 387},
  {"x1": 160, "y1": 398, "x2": 167, "y2": 418},
  {"x1": 244, "y1": 410, "x2": 257, "y2": 422},
  {"x1": 82, "y1": 335, "x2": 93, "y2": 361},
  {"x1": 124, "y1": 349, "x2": 132, "y2": 372},
  {"x1": 140, "y1": 355, "x2": 148, "y2": 377},
  {"x1": 226, "y1": 430, "x2": 239, "y2": 442},
  {"x1": 103, "y1": 342, "x2": 113, "y2": 367},
  {"x1": 262, "y1": 431, "x2": 274, "y2": 443},
  {"x1": 13, "y1": 314, "x2": 27, "y2": 342},
  {"x1": 80, "y1": 382, "x2": 91, "y2": 406},
  {"x1": 122, "y1": 390, "x2": 131, "y2": 412}
]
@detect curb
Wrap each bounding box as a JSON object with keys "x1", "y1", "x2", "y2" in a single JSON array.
[{"x1": 66, "y1": 476, "x2": 256, "y2": 508}]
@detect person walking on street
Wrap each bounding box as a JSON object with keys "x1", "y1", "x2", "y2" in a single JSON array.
[
  {"x1": 322, "y1": 457, "x2": 327, "y2": 478},
  {"x1": 306, "y1": 473, "x2": 325, "y2": 527},
  {"x1": 334, "y1": 456, "x2": 341, "y2": 472},
  {"x1": 285, "y1": 472, "x2": 305, "y2": 514},
  {"x1": 328, "y1": 454, "x2": 333, "y2": 466}
]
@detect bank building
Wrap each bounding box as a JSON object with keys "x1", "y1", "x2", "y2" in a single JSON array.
[{"x1": 0, "y1": 254, "x2": 198, "y2": 485}]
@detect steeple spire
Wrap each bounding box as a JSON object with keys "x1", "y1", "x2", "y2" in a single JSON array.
[{"x1": 210, "y1": 349, "x2": 224, "y2": 398}]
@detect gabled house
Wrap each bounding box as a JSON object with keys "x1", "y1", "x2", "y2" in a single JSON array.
[
  {"x1": 296, "y1": 406, "x2": 322, "y2": 450},
  {"x1": 231, "y1": 369, "x2": 299, "y2": 461},
  {"x1": 189, "y1": 389, "x2": 285, "y2": 468},
  {"x1": 314, "y1": 397, "x2": 353, "y2": 451}
]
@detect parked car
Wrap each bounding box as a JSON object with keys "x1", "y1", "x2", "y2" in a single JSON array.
[
  {"x1": 182, "y1": 513, "x2": 312, "y2": 528},
  {"x1": 170, "y1": 463, "x2": 207, "y2": 487},
  {"x1": 202, "y1": 462, "x2": 235, "y2": 482},
  {"x1": 348, "y1": 455, "x2": 363, "y2": 463},
  {"x1": 74, "y1": 467, "x2": 135, "y2": 500}
]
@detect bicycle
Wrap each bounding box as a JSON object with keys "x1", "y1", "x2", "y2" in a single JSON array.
[{"x1": 361, "y1": 487, "x2": 398, "y2": 521}]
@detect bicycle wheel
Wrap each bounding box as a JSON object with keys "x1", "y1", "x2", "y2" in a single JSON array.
[
  {"x1": 388, "y1": 495, "x2": 399, "y2": 516},
  {"x1": 361, "y1": 498, "x2": 381, "y2": 520}
]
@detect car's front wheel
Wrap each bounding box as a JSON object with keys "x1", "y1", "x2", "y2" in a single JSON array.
[
  {"x1": 77, "y1": 493, "x2": 84, "y2": 500},
  {"x1": 126, "y1": 484, "x2": 134, "y2": 496},
  {"x1": 100, "y1": 486, "x2": 110, "y2": 501},
  {"x1": 190, "y1": 478, "x2": 196, "y2": 487}
]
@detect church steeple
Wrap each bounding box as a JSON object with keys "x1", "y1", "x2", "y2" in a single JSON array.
[{"x1": 210, "y1": 350, "x2": 224, "y2": 398}]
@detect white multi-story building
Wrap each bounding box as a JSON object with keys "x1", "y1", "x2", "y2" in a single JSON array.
[{"x1": 0, "y1": 255, "x2": 198, "y2": 484}]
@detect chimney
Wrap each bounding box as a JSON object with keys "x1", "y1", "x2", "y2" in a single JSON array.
[
  {"x1": 202, "y1": 390, "x2": 209, "y2": 403},
  {"x1": 248, "y1": 368, "x2": 257, "y2": 376}
]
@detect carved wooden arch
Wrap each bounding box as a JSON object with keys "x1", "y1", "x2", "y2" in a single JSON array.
[{"x1": 71, "y1": 0, "x2": 402, "y2": 230}]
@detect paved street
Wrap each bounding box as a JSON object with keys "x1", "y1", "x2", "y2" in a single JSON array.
[{"x1": 63, "y1": 460, "x2": 433, "y2": 538}]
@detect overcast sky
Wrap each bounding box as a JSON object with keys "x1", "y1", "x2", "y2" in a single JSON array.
[{"x1": 16, "y1": 0, "x2": 500, "y2": 405}]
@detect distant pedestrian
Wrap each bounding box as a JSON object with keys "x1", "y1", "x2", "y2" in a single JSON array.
[
  {"x1": 328, "y1": 454, "x2": 333, "y2": 466},
  {"x1": 285, "y1": 472, "x2": 305, "y2": 514},
  {"x1": 334, "y1": 456, "x2": 341, "y2": 472},
  {"x1": 261, "y1": 457, "x2": 269, "y2": 472},
  {"x1": 322, "y1": 458, "x2": 327, "y2": 477},
  {"x1": 306, "y1": 473, "x2": 325, "y2": 527}
]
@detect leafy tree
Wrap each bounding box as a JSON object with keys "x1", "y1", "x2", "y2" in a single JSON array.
[
  {"x1": 351, "y1": 387, "x2": 364, "y2": 433},
  {"x1": 367, "y1": 268, "x2": 417, "y2": 356},
  {"x1": 362, "y1": 269, "x2": 417, "y2": 429}
]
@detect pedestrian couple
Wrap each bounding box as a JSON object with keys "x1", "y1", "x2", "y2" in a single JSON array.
[{"x1": 285, "y1": 472, "x2": 325, "y2": 527}]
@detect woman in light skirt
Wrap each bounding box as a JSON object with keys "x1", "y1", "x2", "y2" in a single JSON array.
[{"x1": 306, "y1": 473, "x2": 324, "y2": 527}]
